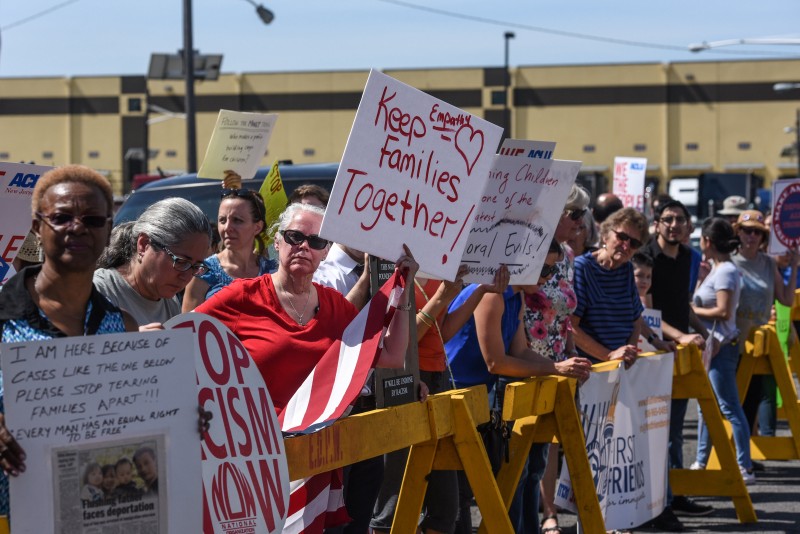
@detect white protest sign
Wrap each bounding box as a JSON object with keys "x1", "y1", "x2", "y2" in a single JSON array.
[
  {"x1": 1, "y1": 329, "x2": 201, "y2": 534},
  {"x1": 198, "y1": 110, "x2": 278, "y2": 180},
  {"x1": 555, "y1": 353, "x2": 673, "y2": 531},
  {"x1": 0, "y1": 162, "x2": 54, "y2": 284},
  {"x1": 320, "y1": 69, "x2": 502, "y2": 281},
  {"x1": 613, "y1": 157, "x2": 647, "y2": 212},
  {"x1": 769, "y1": 178, "x2": 800, "y2": 255},
  {"x1": 166, "y1": 313, "x2": 289, "y2": 534},
  {"x1": 638, "y1": 308, "x2": 662, "y2": 353},
  {"x1": 462, "y1": 139, "x2": 579, "y2": 284}
]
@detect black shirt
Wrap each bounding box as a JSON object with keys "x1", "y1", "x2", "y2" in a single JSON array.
[{"x1": 642, "y1": 237, "x2": 692, "y2": 334}]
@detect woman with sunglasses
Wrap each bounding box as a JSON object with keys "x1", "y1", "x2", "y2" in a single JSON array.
[
  {"x1": 0, "y1": 165, "x2": 138, "y2": 514},
  {"x1": 181, "y1": 187, "x2": 275, "y2": 313},
  {"x1": 94, "y1": 198, "x2": 212, "y2": 328},
  {"x1": 733, "y1": 210, "x2": 798, "y2": 441},
  {"x1": 571, "y1": 207, "x2": 649, "y2": 366}
]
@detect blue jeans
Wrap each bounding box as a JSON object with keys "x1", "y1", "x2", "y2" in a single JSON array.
[
  {"x1": 696, "y1": 342, "x2": 752, "y2": 470},
  {"x1": 508, "y1": 443, "x2": 549, "y2": 533}
]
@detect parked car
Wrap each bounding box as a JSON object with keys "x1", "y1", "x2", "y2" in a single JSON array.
[{"x1": 114, "y1": 162, "x2": 339, "y2": 226}]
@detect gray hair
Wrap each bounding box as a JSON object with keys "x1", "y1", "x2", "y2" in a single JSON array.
[
  {"x1": 270, "y1": 202, "x2": 326, "y2": 236},
  {"x1": 565, "y1": 184, "x2": 590, "y2": 211},
  {"x1": 98, "y1": 198, "x2": 211, "y2": 268},
  {"x1": 582, "y1": 210, "x2": 599, "y2": 249}
]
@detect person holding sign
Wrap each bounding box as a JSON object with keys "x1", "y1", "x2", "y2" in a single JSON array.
[
  {"x1": 182, "y1": 187, "x2": 276, "y2": 312},
  {"x1": 0, "y1": 165, "x2": 138, "y2": 514},
  {"x1": 95, "y1": 198, "x2": 212, "y2": 327},
  {"x1": 571, "y1": 207, "x2": 648, "y2": 365}
]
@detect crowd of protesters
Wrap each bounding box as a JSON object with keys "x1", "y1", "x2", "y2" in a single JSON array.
[{"x1": 0, "y1": 163, "x2": 794, "y2": 534}]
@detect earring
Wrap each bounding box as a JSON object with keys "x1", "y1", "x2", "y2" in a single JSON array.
[{"x1": 137, "y1": 252, "x2": 143, "y2": 263}]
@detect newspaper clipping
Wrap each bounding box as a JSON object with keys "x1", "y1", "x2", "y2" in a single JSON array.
[{"x1": 53, "y1": 435, "x2": 167, "y2": 534}]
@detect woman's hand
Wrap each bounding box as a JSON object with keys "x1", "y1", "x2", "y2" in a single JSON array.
[
  {"x1": 198, "y1": 406, "x2": 213, "y2": 438},
  {"x1": 608, "y1": 344, "x2": 639, "y2": 367},
  {"x1": 0, "y1": 414, "x2": 26, "y2": 476},
  {"x1": 652, "y1": 337, "x2": 677, "y2": 353},
  {"x1": 478, "y1": 264, "x2": 510, "y2": 295},
  {"x1": 554, "y1": 357, "x2": 592, "y2": 382},
  {"x1": 418, "y1": 381, "x2": 430, "y2": 403},
  {"x1": 438, "y1": 264, "x2": 469, "y2": 302},
  {"x1": 222, "y1": 170, "x2": 243, "y2": 190},
  {"x1": 139, "y1": 322, "x2": 165, "y2": 332},
  {"x1": 395, "y1": 244, "x2": 419, "y2": 286}
]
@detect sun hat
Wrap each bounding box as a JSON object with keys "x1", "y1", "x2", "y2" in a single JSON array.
[
  {"x1": 718, "y1": 195, "x2": 747, "y2": 216},
  {"x1": 735, "y1": 210, "x2": 768, "y2": 234}
]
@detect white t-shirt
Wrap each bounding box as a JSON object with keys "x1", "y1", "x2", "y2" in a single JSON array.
[
  {"x1": 93, "y1": 268, "x2": 181, "y2": 326},
  {"x1": 693, "y1": 260, "x2": 741, "y2": 344}
]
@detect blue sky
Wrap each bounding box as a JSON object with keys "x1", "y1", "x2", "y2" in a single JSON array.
[{"x1": 0, "y1": 0, "x2": 799, "y2": 77}]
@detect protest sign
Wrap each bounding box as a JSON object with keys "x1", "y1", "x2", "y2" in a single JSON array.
[
  {"x1": 555, "y1": 353, "x2": 673, "y2": 531},
  {"x1": 638, "y1": 308, "x2": 663, "y2": 353},
  {"x1": 320, "y1": 70, "x2": 502, "y2": 281},
  {"x1": 1, "y1": 329, "x2": 201, "y2": 533},
  {"x1": 613, "y1": 157, "x2": 647, "y2": 211},
  {"x1": 769, "y1": 178, "x2": 800, "y2": 254},
  {"x1": 259, "y1": 160, "x2": 289, "y2": 248},
  {"x1": 166, "y1": 313, "x2": 289, "y2": 534},
  {"x1": 198, "y1": 110, "x2": 278, "y2": 180},
  {"x1": 461, "y1": 139, "x2": 579, "y2": 284},
  {"x1": 0, "y1": 161, "x2": 54, "y2": 284}
]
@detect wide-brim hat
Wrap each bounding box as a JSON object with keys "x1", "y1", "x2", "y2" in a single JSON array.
[
  {"x1": 735, "y1": 210, "x2": 768, "y2": 234},
  {"x1": 718, "y1": 195, "x2": 747, "y2": 216}
]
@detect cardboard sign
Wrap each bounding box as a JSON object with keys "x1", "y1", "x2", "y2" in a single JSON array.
[
  {"x1": 638, "y1": 308, "x2": 663, "y2": 353},
  {"x1": 0, "y1": 161, "x2": 54, "y2": 284},
  {"x1": 166, "y1": 314, "x2": 289, "y2": 534},
  {"x1": 556, "y1": 353, "x2": 673, "y2": 530},
  {"x1": 320, "y1": 70, "x2": 502, "y2": 281},
  {"x1": 613, "y1": 157, "x2": 647, "y2": 212},
  {"x1": 198, "y1": 110, "x2": 278, "y2": 180},
  {"x1": 770, "y1": 178, "x2": 800, "y2": 255},
  {"x1": 1, "y1": 330, "x2": 201, "y2": 533},
  {"x1": 461, "y1": 140, "x2": 579, "y2": 284}
]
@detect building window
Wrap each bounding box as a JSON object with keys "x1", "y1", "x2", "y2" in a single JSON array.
[
  {"x1": 128, "y1": 98, "x2": 142, "y2": 112},
  {"x1": 88, "y1": 151, "x2": 100, "y2": 159},
  {"x1": 0, "y1": 152, "x2": 9, "y2": 159},
  {"x1": 166, "y1": 150, "x2": 177, "y2": 158},
  {"x1": 303, "y1": 148, "x2": 316, "y2": 156},
  {"x1": 491, "y1": 90, "x2": 506, "y2": 106},
  {"x1": 633, "y1": 144, "x2": 647, "y2": 152},
  {"x1": 583, "y1": 145, "x2": 596, "y2": 153},
  {"x1": 685, "y1": 143, "x2": 699, "y2": 151},
  {"x1": 738, "y1": 142, "x2": 751, "y2": 150},
  {"x1": 42, "y1": 151, "x2": 54, "y2": 159}
]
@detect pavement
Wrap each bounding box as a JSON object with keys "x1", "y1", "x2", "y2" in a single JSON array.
[{"x1": 471, "y1": 399, "x2": 800, "y2": 533}]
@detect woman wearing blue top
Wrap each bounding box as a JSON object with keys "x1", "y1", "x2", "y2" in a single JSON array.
[
  {"x1": 690, "y1": 217, "x2": 754, "y2": 482},
  {"x1": 571, "y1": 207, "x2": 648, "y2": 366},
  {"x1": 0, "y1": 165, "x2": 138, "y2": 514},
  {"x1": 182, "y1": 185, "x2": 275, "y2": 312}
]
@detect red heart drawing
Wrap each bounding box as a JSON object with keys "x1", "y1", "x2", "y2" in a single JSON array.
[{"x1": 455, "y1": 124, "x2": 484, "y2": 176}]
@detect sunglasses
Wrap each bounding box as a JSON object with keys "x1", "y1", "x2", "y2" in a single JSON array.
[
  {"x1": 150, "y1": 241, "x2": 209, "y2": 276},
  {"x1": 221, "y1": 188, "x2": 265, "y2": 220},
  {"x1": 612, "y1": 230, "x2": 643, "y2": 249},
  {"x1": 36, "y1": 211, "x2": 110, "y2": 230},
  {"x1": 564, "y1": 208, "x2": 587, "y2": 221},
  {"x1": 658, "y1": 216, "x2": 687, "y2": 226},
  {"x1": 540, "y1": 263, "x2": 558, "y2": 279},
  {"x1": 740, "y1": 227, "x2": 764, "y2": 236},
  {"x1": 281, "y1": 229, "x2": 330, "y2": 250}
]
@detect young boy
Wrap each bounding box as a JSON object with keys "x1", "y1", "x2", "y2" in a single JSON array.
[{"x1": 632, "y1": 252, "x2": 654, "y2": 309}]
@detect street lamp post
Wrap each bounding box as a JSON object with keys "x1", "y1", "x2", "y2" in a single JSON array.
[
  {"x1": 504, "y1": 31, "x2": 515, "y2": 138},
  {"x1": 688, "y1": 37, "x2": 800, "y2": 53}
]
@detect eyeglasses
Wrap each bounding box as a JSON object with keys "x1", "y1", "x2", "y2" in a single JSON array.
[
  {"x1": 540, "y1": 263, "x2": 558, "y2": 279},
  {"x1": 612, "y1": 230, "x2": 643, "y2": 249},
  {"x1": 740, "y1": 227, "x2": 764, "y2": 236},
  {"x1": 150, "y1": 241, "x2": 209, "y2": 276},
  {"x1": 564, "y1": 208, "x2": 587, "y2": 221},
  {"x1": 221, "y1": 188, "x2": 265, "y2": 221},
  {"x1": 36, "y1": 211, "x2": 110, "y2": 230},
  {"x1": 658, "y1": 216, "x2": 688, "y2": 226},
  {"x1": 281, "y1": 229, "x2": 330, "y2": 250}
]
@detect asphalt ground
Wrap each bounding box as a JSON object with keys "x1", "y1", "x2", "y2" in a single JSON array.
[{"x1": 471, "y1": 398, "x2": 800, "y2": 533}]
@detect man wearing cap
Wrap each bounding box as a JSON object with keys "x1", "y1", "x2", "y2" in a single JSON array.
[{"x1": 718, "y1": 195, "x2": 748, "y2": 224}]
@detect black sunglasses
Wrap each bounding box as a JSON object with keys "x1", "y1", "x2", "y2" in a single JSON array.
[
  {"x1": 221, "y1": 188, "x2": 265, "y2": 220},
  {"x1": 36, "y1": 211, "x2": 110, "y2": 230},
  {"x1": 613, "y1": 230, "x2": 643, "y2": 249},
  {"x1": 150, "y1": 241, "x2": 209, "y2": 276},
  {"x1": 281, "y1": 229, "x2": 330, "y2": 250},
  {"x1": 564, "y1": 208, "x2": 587, "y2": 221},
  {"x1": 540, "y1": 263, "x2": 558, "y2": 279}
]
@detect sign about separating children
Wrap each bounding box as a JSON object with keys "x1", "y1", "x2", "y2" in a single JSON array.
[
  {"x1": 198, "y1": 110, "x2": 279, "y2": 180},
  {"x1": 637, "y1": 308, "x2": 663, "y2": 353},
  {"x1": 461, "y1": 139, "x2": 579, "y2": 284},
  {"x1": 0, "y1": 329, "x2": 201, "y2": 534},
  {"x1": 613, "y1": 157, "x2": 647, "y2": 212},
  {"x1": 320, "y1": 69, "x2": 503, "y2": 281},
  {"x1": 166, "y1": 313, "x2": 290, "y2": 534},
  {"x1": 555, "y1": 352, "x2": 674, "y2": 531},
  {"x1": 0, "y1": 161, "x2": 54, "y2": 284},
  {"x1": 770, "y1": 177, "x2": 800, "y2": 255}
]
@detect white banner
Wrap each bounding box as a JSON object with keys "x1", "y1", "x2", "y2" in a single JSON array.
[
  {"x1": 555, "y1": 353, "x2": 673, "y2": 531},
  {"x1": 613, "y1": 157, "x2": 647, "y2": 212}
]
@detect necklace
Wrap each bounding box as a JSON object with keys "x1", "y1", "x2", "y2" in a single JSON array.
[{"x1": 278, "y1": 279, "x2": 312, "y2": 325}]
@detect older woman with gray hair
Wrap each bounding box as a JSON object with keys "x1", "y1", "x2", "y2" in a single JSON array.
[{"x1": 94, "y1": 197, "x2": 212, "y2": 327}]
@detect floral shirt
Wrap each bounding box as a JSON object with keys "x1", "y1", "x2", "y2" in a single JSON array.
[{"x1": 524, "y1": 245, "x2": 577, "y2": 361}]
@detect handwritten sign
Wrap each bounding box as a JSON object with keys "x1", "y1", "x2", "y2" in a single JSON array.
[
  {"x1": 166, "y1": 313, "x2": 289, "y2": 534},
  {"x1": 320, "y1": 70, "x2": 502, "y2": 281},
  {"x1": 461, "y1": 140, "x2": 579, "y2": 284},
  {"x1": 0, "y1": 161, "x2": 53, "y2": 284},
  {"x1": 770, "y1": 178, "x2": 800, "y2": 255},
  {"x1": 1, "y1": 329, "x2": 201, "y2": 533},
  {"x1": 198, "y1": 110, "x2": 278, "y2": 181},
  {"x1": 613, "y1": 157, "x2": 647, "y2": 212},
  {"x1": 259, "y1": 160, "x2": 288, "y2": 248}
]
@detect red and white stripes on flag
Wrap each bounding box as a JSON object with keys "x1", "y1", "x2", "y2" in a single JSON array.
[
  {"x1": 278, "y1": 270, "x2": 405, "y2": 433},
  {"x1": 279, "y1": 270, "x2": 406, "y2": 534}
]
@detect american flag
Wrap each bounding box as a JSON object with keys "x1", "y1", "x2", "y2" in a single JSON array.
[{"x1": 279, "y1": 270, "x2": 405, "y2": 533}]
